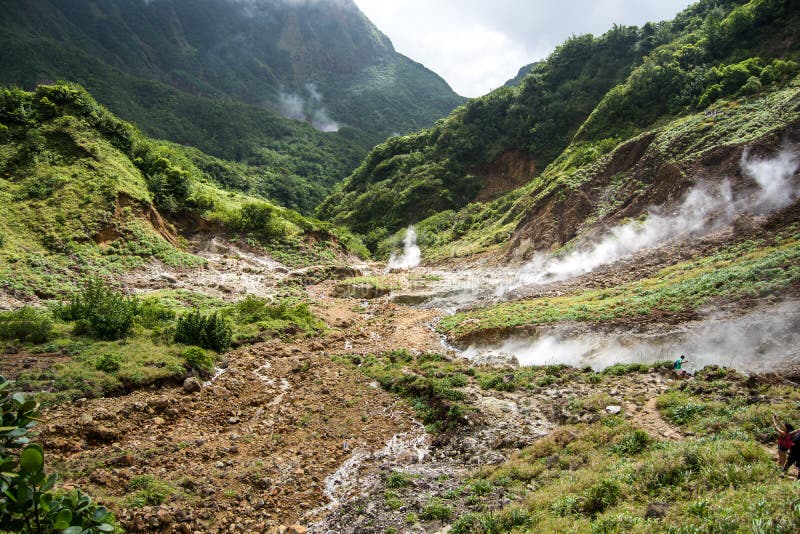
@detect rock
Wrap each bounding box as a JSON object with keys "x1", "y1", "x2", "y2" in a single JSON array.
[
  {"x1": 85, "y1": 425, "x2": 120, "y2": 443},
  {"x1": 605, "y1": 405, "x2": 622, "y2": 414},
  {"x1": 183, "y1": 377, "x2": 202, "y2": 393},
  {"x1": 288, "y1": 525, "x2": 307, "y2": 534},
  {"x1": 152, "y1": 416, "x2": 165, "y2": 426},
  {"x1": 645, "y1": 501, "x2": 669, "y2": 519},
  {"x1": 470, "y1": 349, "x2": 520, "y2": 368},
  {"x1": 390, "y1": 292, "x2": 437, "y2": 306}
]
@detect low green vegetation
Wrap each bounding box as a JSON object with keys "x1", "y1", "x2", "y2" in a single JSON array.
[
  {"x1": 0, "y1": 377, "x2": 119, "y2": 533},
  {"x1": 457, "y1": 370, "x2": 800, "y2": 533},
  {"x1": 7, "y1": 288, "x2": 324, "y2": 403},
  {"x1": 439, "y1": 231, "x2": 800, "y2": 341}
]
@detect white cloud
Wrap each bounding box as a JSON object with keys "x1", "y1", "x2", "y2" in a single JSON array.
[{"x1": 354, "y1": 0, "x2": 694, "y2": 97}]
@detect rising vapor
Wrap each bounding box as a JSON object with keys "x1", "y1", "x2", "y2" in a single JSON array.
[
  {"x1": 387, "y1": 226, "x2": 421, "y2": 270},
  {"x1": 506, "y1": 148, "x2": 799, "y2": 291}
]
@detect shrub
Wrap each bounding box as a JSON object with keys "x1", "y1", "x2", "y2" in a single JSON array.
[
  {"x1": 419, "y1": 499, "x2": 453, "y2": 521},
  {"x1": 182, "y1": 346, "x2": 215, "y2": 376},
  {"x1": 174, "y1": 310, "x2": 232, "y2": 352},
  {"x1": 580, "y1": 479, "x2": 620, "y2": 516},
  {"x1": 611, "y1": 429, "x2": 651, "y2": 455},
  {"x1": 135, "y1": 300, "x2": 175, "y2": 329},
  {"x1": 0, "y1": 306, "x2": 52, "y2": 343},
  {"x1": 95, "y1": 353, "x2": 122, "y2": 373},
  {"x1": 56, "y1": 280, "x2": 138, "y2": 340},
  {"x1": 126, "y1": 475, "x2": 174, "y2": 507},
  {"x1": 385, "y1": 470, "x2": 412, "y2": 489}
]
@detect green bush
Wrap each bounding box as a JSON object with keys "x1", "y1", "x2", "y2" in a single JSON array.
[
  {"x1": 419, "y1": 499, "x2": 453, "y2": 521},
  {"x1": 174, "y1": 310, "x2": 232, "y2": 352},
  {"x1": 56, "y1": 280, "x2": 138, "y2": 340},
  {"x1": 385, "y1": 470, "x2": 412, "y2": 489},
  {"x1": 95, "y1": 353, "x2": 121, "y2": 373},
  {"x1": 0, "y1": 306, "x2": 52, "y2": 343},
  {"x1": 135, "y1": 300, "x2": 175, "y2": 329},
  {"x1": 182, "y1": 346, "x2": 215, "y2": 376},
  {"x1": 580, "y1": 479, "x2": 620, "y2": 516},
  {"x1": 611, "y1": 429, "x2": 651, "y2": 455},
  {"x1": 0, "y1": 377, "x2": 118, "y2": 532}
]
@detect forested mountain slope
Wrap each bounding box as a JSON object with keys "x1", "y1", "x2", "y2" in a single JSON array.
[
  {"x1": 320, "y1": 0, "x2": 800, "y2": 256},
  {"x1": 0, "y1": 0, "x2": 465, "y2": 212}
]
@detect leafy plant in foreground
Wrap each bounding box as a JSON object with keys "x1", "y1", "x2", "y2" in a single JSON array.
[{"x1": 0, "y1": 376, "x2": 117, "y2": 533}]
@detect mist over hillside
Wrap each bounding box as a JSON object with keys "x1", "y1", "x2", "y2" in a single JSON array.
[{"x1": 0, "y1": 0, "x2": 465, "y2": 212}]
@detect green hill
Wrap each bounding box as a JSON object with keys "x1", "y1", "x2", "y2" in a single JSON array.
[
  {"x1": 0, "y1": 0, "x2": 465, "y2": 213},
  {"x1": 319, "y1": 0, "x2": 800, "y2": 255},
  {"x1": 0, "y1": 83, "x2": 365, "y2": 301}
]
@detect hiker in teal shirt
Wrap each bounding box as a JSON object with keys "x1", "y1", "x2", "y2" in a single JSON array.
[{"x1": 674, "y1": 355, "x2": 688, "y2": 376}]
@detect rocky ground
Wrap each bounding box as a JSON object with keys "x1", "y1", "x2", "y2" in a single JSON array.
[
  {"x1": 13, "y1": 223, "x2": 794, "y2": 533},
  {"x1": 32, "y1": 273, "x2": 692, "y2": 533}
]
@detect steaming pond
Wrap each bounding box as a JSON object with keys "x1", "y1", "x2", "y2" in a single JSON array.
[{"x1": 459, "y1": 300, "x2": 800, "y2": 373}]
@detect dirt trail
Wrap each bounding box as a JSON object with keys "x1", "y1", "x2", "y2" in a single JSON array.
[{"x1": 628, "y1": 397, "x2": 683, "y2": 441}]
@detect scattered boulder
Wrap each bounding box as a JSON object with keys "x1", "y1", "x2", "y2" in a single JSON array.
[
  {"x1": 183, "y1": 377, "x2": 202, "y2": 393},
  {"x1": 605, "y1": 405, "x2": 622, "y2": 414}
]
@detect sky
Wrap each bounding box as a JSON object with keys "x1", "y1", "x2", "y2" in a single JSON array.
[{"x1": 353, "y1": 0, "x2": 694, "y2": 97}]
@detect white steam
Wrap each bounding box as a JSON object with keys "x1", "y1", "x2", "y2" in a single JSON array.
[
  {"x1": 463, "y1": 300, "x2": 800, "y2": 372},
  {"x1": 387, "y1": 226, "x2": 421, "y2": 270},
  {"x1": 506, "y1": 148, "x2": 799, "y2": 292},
  {"x1": 277, "y1": 83, "x2": 340, "y2": 132}
]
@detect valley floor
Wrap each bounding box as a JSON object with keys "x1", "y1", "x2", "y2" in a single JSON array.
[{"x1": 5, "y1": 203, "x2": 800, "y2": 533}]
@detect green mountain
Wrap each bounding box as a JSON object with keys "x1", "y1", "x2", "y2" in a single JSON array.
[
  {"x1": 319, "y1": 0, "x2": 800, "y2": 255},
  {"x1": 0, "y1": 0, "x2": 465, "y2": 213},
  {"x1": 0, "y1": 83, "x2": 365, "y2": 301}
]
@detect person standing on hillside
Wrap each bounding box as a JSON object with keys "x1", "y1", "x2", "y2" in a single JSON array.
[
  {"x1": 673, "y1": 355, "x2": 688, "y2": 377},
  {"x1": 772, "y1": 414, "x2": 799, "y2": 468}
]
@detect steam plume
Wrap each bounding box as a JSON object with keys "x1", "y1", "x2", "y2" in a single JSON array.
[
  {"x1": 387, "y1": 226, "x2": 421, "y2": 270},
  {"x1": 506, "y1": 148, "x2": 799, "y2": 292},
  {"x1": 277, "y1": 83, "x2": 340, "y2": 132},
  {"x1": 463, "y1": 300, "x2": 800, "y2": 372}
]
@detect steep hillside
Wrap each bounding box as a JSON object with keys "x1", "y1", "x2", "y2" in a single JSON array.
[
  {"x1": 0, "y1": 0, "x2": 465, "y2": 211},
  {"x1": 321, "y1": 0, "x2": 800, "y2": 254},
  {"x1": 0, "y1": 83, "x2": 365, "y2": 303}
]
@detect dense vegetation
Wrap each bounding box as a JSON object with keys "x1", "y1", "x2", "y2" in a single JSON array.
[
  {"x1": 321, "y1": 0, "x2": 800, "y2": 254},
  {"x1": 0, "y1": 0, "x2": 465, "y2": 212},
  {"x1": 6, "y1": 283, "x2": 324, "y2": 403}
]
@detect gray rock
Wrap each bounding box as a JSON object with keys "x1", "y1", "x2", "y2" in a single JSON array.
[
  {"x1": 605, "y1": 405, "x2": 622, "y2": 414},
  {"x1": 470, "y1": 349, "x2": 520, "y2": 368},
  {"x1": 183, "y1": 377, "x2": 202, "y2": 393}
]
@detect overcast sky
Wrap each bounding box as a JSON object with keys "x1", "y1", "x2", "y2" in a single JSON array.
[{"x1": 353, "y1": 0, "x2": 694, "y2": 97}]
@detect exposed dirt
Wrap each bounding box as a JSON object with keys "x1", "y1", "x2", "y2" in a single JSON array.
[{"x1": 472, "y1": 150, "x2": 538, "y2": 203}]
